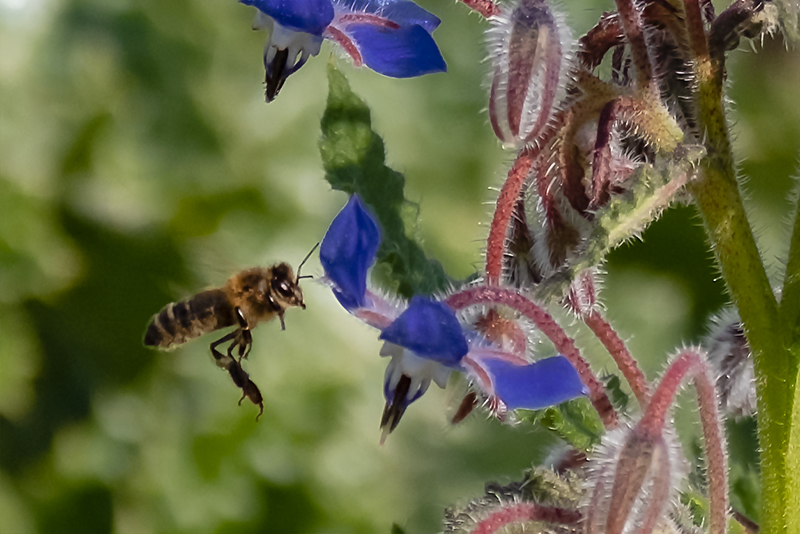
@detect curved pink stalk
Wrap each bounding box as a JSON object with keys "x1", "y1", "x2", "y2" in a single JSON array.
[
  {"x1": 568, "y1": 271, "x2": 650, "y2": 408},
  {"x1": 589, "y1": 98, "x2": 620, "y2": 210},
  {"x1": 323, "y1": 27, "x2": 363, "y2": 66},
  {"x1": 485, "y1": 149, "x2": 537, "y2": 285},
  {"x1": 447, "y1": 286, "x2": 618, "y2": 428},
  {"x1": 639, "y1": 348, "x2": 728, "y2": 534},
  {"x1": 584, "y1": 312, "x2": 650, "y2": 408},
  {"x1": 682, "y1": 0, "x2": 710, "y2": 61},
  {"x1": 472, "y1": 503, "x2": 581, "y2": 534},
  {"x1": 612, "y1": 0, "x2": 656, "y2": 94}
]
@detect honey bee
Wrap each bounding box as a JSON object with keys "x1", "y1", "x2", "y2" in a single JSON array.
[{"x1": 144, "y1": 244, "x2": 318, "y2": 418}]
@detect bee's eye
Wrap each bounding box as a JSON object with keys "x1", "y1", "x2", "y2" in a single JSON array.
[{"x1": 272, "y1": 278, "x2": 295, "y2": 299}]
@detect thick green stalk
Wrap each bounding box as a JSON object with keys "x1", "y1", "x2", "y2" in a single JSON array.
[
  {"x1": 783, "y1": 196, "x2": 800, "y2": 534},
  {"x1": 781, "y1": 197, "x2": 800, "y2": 329},
  {"x1": 688, "y1": 57, "x2": 786, "y2": 533}
]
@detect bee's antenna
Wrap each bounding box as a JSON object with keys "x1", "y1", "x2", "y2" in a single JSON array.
[{"x1": 296, "y1": 242, "x2": 320, "y2": 283}]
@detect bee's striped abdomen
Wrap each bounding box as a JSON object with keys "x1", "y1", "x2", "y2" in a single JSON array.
[{"x1": 144, "y1": 289, "x2": 235, "y2": 349}]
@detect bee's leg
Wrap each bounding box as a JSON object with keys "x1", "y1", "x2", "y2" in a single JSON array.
[
  {"x1": 210, "y1": 331, "x2": 239, "y2": 369},
  {"x1": 278, "y1": 309, "x2": 286, "y2": 331},
  {"x1": 211, "y1": 332, "x2": 264, "y2": 419},
  {"x1": 227, "y1": 360, "x2": 264, "y2": 420},
  {"x1": 233, "y1": 307, "x2": 253, "y2": 361},
  {"x1": 237, "y1": 330, "x2": 253, "y2": 361}
]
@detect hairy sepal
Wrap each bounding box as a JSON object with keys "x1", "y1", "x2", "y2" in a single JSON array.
[
  {"x1": 533, "y1": 145, "x2": 704, "y2": 302},
  {"x1": 584, "y1": 423, "x2": 686, "y2": 534},
  {"x1": 486, "y1": 0, "x2": 574, "y2": 148}
]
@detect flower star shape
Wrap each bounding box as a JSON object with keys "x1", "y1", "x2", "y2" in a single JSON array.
[
  {"x1": 240, "y1": 0, "x2": 447, "y2": 101},
  {"x1": 320, "y1": 195, "x2": 587, "y2": 440}
]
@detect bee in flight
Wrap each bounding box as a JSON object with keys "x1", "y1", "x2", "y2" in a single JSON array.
[{"x1": 144, "y1": 244, "x2": 319, "y2": 418}]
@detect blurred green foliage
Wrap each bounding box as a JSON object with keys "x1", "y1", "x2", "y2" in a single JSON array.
[{"x1": 0, "y1": 0, "x2": 797, "y2": 532}]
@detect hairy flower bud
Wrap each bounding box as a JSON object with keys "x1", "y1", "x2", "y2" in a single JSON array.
[
  {"x1": 584, "y1": 424, "x2": 685, "y2": 534},
  {"x1": 443, "y1": 468, "x2": 583, "y2": 534},
  {"x1": 487, "y1": 0, "x2": 573, "y2": 147}
]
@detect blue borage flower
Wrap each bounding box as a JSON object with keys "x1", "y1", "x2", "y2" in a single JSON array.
[
  {"x1": 321, "y1": 195, "x2": 587, "y2": 439},
  {"x1": 240, "y1": 0, "x2": 447, "y2": 101}
]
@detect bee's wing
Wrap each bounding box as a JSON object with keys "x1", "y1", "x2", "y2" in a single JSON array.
[{"x1": 184, "y1": 234, "x2": 243, "y2": 290}]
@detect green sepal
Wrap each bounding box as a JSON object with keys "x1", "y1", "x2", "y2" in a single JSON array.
[{"x1": 535, "y1": 145, "x2": 706, "y2": 302}]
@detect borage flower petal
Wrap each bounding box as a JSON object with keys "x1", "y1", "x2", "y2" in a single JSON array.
[
  {"x1": 341, "y1": 24, "x2": 447, "y2": 78},
  {"x1": 320, "y1": 194, "x2": 381, "y2": 311},
  {"x1": 343, "y1": 0, "x2": 441, "y2": 32},
  {"x1": 242, "y1": 0, "x2": 334, "y2": 34},
  {"x1": 379, "y1": 296, "x2": 468, "y2": 364},
  {"x1": 242, "y1": 0, "x2": 446, "y2": 101},
  {"x1": 483, "y1": 355, "x2": 587, "y2": 410}
]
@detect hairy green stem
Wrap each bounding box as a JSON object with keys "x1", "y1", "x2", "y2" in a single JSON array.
[
  {"x1": 781, "y1": 195, "x2": 800, "y2": 332},
  {"x1": 783, "y1": 192, "x2": 800, "y2": 534},
  {"x1": 687, "y1": 55, "x2": 785, "y2": 534}
]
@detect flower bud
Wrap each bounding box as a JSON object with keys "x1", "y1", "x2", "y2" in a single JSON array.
[
  {"x1": 584, "y1": 423, "x2": 685, "y2": 534},
  {"x1": 443, "y1": 467, "x2": 583, "y2": 534},
  {"x1": 487, "y1": 0, "x2": 573, "y2": 147}
]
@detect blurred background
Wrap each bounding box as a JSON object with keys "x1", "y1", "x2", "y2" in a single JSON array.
[{"x1": 0, "y1": 0, "x2": 797, "y2": 532}]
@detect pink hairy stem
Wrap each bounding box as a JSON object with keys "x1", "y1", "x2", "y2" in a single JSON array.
[
  {"x1": 446, "y1": 286, "x2": 618, "y2": 428},
  {"x1": 472, "y1": 503, "x2": 582, "y2": 534},
  {"x1": 583, "y1": 311, "x2": 650, "y2": 408},
  {"x1": 589, "y1": 98, "x2": 620, "y2": 210},
  {"x1": 682, "y1": 0, "x2": 711, "y2": 61},
  {"x1": 612, "y1": 0, "x2": 657, "y2": 94},
  {"x1": 638, "y1": 348, "x2": 728, "y2": 534},
  {"x1": 323, "y1": 27, "x2": 363, "y2": 66},
  {"x1": 336, "y1": 13, "x2": 400, "y2": 29},
  {"x1": 485, "y1": 148, "x2": 538, "y2": 285},
  {"x1": 534, "y1": 148, "x2": 580, "y2": 269},
  {"x1": 456, "y1": 0, "x2": 501, "y2": 18}
]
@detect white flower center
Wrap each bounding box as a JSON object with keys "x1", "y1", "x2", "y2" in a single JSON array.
[
  {"x1": 381, "y1": 343, "x2": 452, "y2": 402},
  {"x1": 254, "y1": 12, "x2": 324, "y2": 70}
]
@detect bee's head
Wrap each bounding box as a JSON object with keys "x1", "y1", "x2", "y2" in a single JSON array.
[{"x1": 270, "y1": 263, "x2": 306, "y2": 309}]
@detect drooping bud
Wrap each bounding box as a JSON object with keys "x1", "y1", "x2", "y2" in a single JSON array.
[
  {"x1": 584, "y1": 423, "x2": 685, "y2": 534},
  {"x1": 584, "y1": 348, "x2": 727, "y2": 534},
  {"x1": 487, "y1": 0, "x2": 574, "y2": 147}
]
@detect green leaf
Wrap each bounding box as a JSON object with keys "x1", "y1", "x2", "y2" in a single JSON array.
[
  {"x1": 604, "y1": 374, "x2": 630, "y2": 413},
  {"x1": 319, "y1": 62, "x2": 450, "y2": 298},
  {"x1": 521, "y1": 397, "x2": 605, "y2": 451}
]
